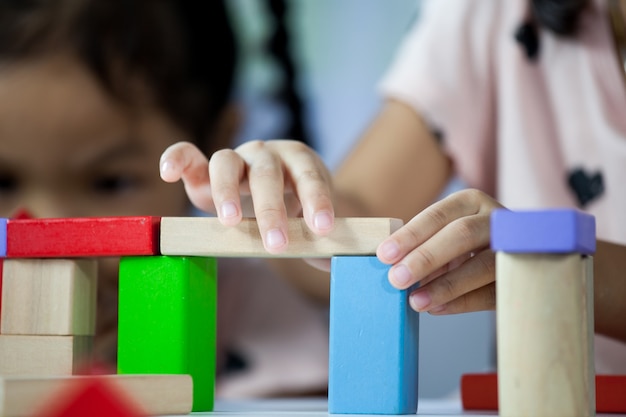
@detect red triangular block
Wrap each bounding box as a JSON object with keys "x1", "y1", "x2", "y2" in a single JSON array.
[{"x1": 33, "y1": 377, "x2": 146, "y2": 417}]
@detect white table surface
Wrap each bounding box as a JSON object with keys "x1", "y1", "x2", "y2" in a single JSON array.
[{"x1": 163, "y1": 397, "x2": 626, "y2": 417}]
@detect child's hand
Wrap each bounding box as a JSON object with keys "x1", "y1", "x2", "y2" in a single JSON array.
[
  {"x1": 159, "y1": 140, "x2": 335, "y2": 254},
  {"x1": 376, "y1": 189, "x2": 504, "y2": 314}
]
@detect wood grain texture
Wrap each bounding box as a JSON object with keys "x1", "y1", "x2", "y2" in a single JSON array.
[
  {"x1": 496, "y1": 254, "x2": 595, "y2": 417},
  {"x1": 0, "y1": 335, "x2": 92, "y2": 376},
  {"x1": 1, "y1": 259, "x2": 97, "y2": 336},
  {"x1": 6, "y1": 216, "x2": 160, "y2": 257},
  {"x1": 0, "y1": 374, "x2": 192, "y2": 417},
  {"x1": 160, "y1": 217, "x2": 403, "y2": 257}
]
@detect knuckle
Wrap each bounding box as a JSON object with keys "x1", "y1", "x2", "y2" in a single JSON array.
[
  {"x1": 423, "y1": 206, "x2": 450, "y2": 229},
  {"x1": 475, "y1": 251, "x2": 496, "y2": 279},
  {"x1": 295, "y1": 169, "x2": 326, "y2": 186},
  {"x1": 412, "y1": 246, "x2": 438, "y2": 271},
  {"x1": 438, "y1": 275, "x2": 457, "y2": 300}
]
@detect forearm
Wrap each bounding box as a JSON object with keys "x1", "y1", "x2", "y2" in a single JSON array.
[{"x1": 594, "y1": 240, "x2": 626, "y2": 343}]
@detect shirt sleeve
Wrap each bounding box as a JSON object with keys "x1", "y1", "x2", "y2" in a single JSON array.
[{"x1": 379, "y1": 0, "x2": 500, "y2": 195}]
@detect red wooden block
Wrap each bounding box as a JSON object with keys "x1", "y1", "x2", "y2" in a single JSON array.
[
  {"x1": 461, "y1": 373, "x2": 626, "y2": 413},
  {"x1": 33, "y1": 377, "x2": 146, "y2": 417},
  {"x1": 6, "y1": 217, "x2": 160, "y2": 258}
]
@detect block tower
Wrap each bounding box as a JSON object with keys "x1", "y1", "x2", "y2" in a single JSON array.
[
  {"x1": 492, "y1": 209, "x2": 596, "y2": 417},
  {"x1": 0, "y1": 215, "x2": 419, "y2": 416}
]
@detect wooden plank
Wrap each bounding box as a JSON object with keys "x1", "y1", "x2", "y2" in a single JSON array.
[
  {"x1": 160, "y1": 217, "x2": 403, "y2": 257},
  {"x1": 1, "y1": 259, "x2": 97, "y2": 336},
  {"x1": 0, "y1": 374, "x2": 192, "y2": 417},
  {"x1": 117, "y1": 256, "x2": 216, "y2": 412},
  {"x1": 6, "y1": 216, "x2": 160, "y2": 258},
  {"x1": 0, "y1": 335, "x2": 92, "y2": 376},
  {"x1": 461, "y1": 373, "x2": 626, "y2": 414}
]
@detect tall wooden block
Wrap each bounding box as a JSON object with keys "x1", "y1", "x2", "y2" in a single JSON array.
[
  {"x1": 161, "y1": 217, "x2": 402, "y2": 257},
  {"x1": 492, "y1": 209, "x2": 595, "y2": 417},
  {"x1": 117, "y1": 256, "x2": 216, "y2": 412},
  {"x1": 328, "y1": 256, "x2": 419, "y2": 414},
  {"x1": 1, "y1": 259, "x2": 97, "y2": 336},
  {"x1": 0, "y1": 335, "x2": 92, "y2": 376}
]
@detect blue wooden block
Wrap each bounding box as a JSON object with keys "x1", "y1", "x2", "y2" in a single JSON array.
[
  {"x1": 329, "y1": 256, "x2": 419, "y2": 415},
  {"x1": 491, "y1": 209, "x2": 595, "y2": 254},
  {"x1": 0, "y1": 218, "x2": 6, "y2": 257},
  {"x1": 0, "y1": 218, "x2": 7, "y2": 258}
]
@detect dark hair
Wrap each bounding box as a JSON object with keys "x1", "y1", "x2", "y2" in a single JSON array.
[
  {"x1": 532, "y1": 0, "x2": 591, "y2": 36},
  {"x1": 0, "y1": 0, "x2": 238, "y2": 146},
  {"x1": 265, "y1": 0, "x2": 312, "y2": 148}
]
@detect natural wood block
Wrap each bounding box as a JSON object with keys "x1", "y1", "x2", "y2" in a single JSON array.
[
  {"x1": 0, "y1": 335, "x2": 92, "y2": 376},
  {"x1": 0, "y1": 374, "x2": 192, "y2": 417},
  {"x1": 496, "y1": 253, "x2": 595, "y2": 417},
  {"x1": 1, "y1": 259, "x2": 97, "y2": 336},
  {"x1": 160, "y1": 217, "x2": 403, "y2": 257},
  {"x1": 6, "y1": 216, "x2": 160, "y2": 257}
]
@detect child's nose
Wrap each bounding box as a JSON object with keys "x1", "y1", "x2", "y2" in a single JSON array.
[{"x1": 17, "y1": 190, "x2": 73, "y2": 219}]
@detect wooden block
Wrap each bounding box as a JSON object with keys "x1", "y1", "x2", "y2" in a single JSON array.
[
  {"x1": 1, "y1": 259, "x2": 97, "y2": 336},
  {"x1": 491, "y1": 208, "x2": 595, "y2": 254},
  {"x1": 496, "y1": 254, "x2": 595, "y2": 417},
  {"x1": 0, "y1": 218, "x2": 6, "y2": 257},
  {"x1": 493, "y1": 209, "x2": 596, "y2": 417},
  {"x1": 6, "y1": 216, "x2": 160, "y2": 258},
  {"x1": 117, "y1": 256, "x2": 216, "y2": 412},
  {"x1": 0, "y1": 335, "x2": 92, "y2": 376},
  {"x1": 461, "y1": 373, "x2": 626, "y2": 414},
  {"x1": 0, "y1": 374, "x2": 192, "y2": 417},
  {"x1": 328, "y1": 256, "x2": 419, "y2": 414},
  {"x1": 160, "y1": 217, "x2": 402, "y2": 257}
]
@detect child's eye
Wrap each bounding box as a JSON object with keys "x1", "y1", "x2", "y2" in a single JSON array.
[
  {"x1": 90, "y1": 175, "x2": 140, "y2": 195},
  {"x1": 0, "y1": 174, "x2": 18, "y2": 193}
]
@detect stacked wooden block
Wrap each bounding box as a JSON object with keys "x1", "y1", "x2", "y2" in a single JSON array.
[
  {"x1": 461, "y1": 209, "x2": 626, "y2": 416},
  {"x1": 0, "y1": 215, "x2": 417, "y2": 416}
]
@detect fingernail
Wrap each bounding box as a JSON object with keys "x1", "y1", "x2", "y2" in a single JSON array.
[
  {"x1": 314, "y1": 211, "x2": 333, "y2": 231},
  {"x1": 390, "y1": 264, "x2": 413, "y2": 287},
  {"x1": 160, "y1": 159, "x2": 173, "y2": 174},
  {"x1": 410, "y1": 291, "x2": 431, "y2": 311},
  {"x1": 379, "y1": 240, "x2": 400, "y2": 260},
  {"x1": 266, "y1": 228, "x2": 286, "y2": 250},
  {"x1": 220, "y1": 201, "x2": 238, "y2": 219}
]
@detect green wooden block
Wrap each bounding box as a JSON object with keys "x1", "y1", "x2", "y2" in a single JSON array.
[{"x1": 117, "y1": 256, "x2": 217, "y2": 412}]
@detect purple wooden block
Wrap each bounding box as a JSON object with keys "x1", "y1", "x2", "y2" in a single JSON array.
[
  {"x1": 0, "y1": 218, "x2": 6, "y2": 257},
  {"x1": 491, "y1": 209, "x2": 595, "y2": 254}
]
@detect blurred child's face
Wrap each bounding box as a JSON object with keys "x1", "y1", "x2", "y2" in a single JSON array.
[{"x1": 0, "y1": 53, "x2": 190, "y2": 219}]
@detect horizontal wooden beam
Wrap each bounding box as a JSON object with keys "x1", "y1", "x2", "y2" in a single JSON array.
[{"x1": 160, "y1": 217, "x2": 403, "y2": 257}]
